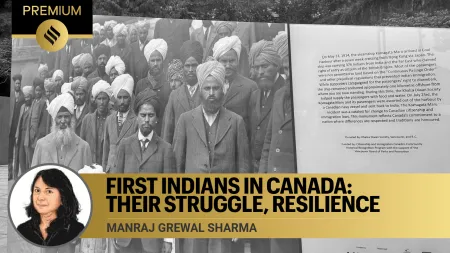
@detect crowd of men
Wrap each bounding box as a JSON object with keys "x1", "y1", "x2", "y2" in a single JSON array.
[{"x1": 9, "y1": 18, "x2": 298, "y2": 253}]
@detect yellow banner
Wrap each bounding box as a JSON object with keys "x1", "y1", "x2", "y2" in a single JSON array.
[{"x1": 80, "y1": 174, "x2": 449, "y2": 238}]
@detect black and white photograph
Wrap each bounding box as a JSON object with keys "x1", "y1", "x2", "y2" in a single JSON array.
[{"x1": 8, "y1": 164, "x2": 91, "y2": 250}]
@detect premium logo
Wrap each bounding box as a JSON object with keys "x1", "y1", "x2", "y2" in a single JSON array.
[
  {"x1": 36, "y1": 19, "x2": 68, "y2": 52},
  {"x1": 44, "y1": 26, "x2": 60, "y2": 45}
]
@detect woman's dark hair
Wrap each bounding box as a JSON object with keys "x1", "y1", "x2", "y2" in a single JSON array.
[{"x1": 25, "y1": 169, "x2": 81, "y2": 230}]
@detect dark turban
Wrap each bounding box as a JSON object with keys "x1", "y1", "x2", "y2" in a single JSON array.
[
  {"x1": 134, "y1": 88, "x2": 161, "y2": 117},
  {"x1": 214, "y1": 21, "x2": 237, "y2": 34},
  {"x1": 33, "y1": 77, "x2": 45, "y2": 89},
  {"x1": 13, "y1": 74, "x2": 22, "y2": 82},
  {"x1": 249, "y1": 40, "x2": 281, "y2": 68},
  {"x1": 94, "y1": 44, "x2": 111, "y2": 60},
  {"x1": 180, "y1": 40, "x2": 203, "y2": 64}
]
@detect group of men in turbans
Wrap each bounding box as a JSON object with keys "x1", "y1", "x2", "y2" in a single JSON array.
[{"x1": 9, "y1": 17, "x2": 298, "y2": 253}]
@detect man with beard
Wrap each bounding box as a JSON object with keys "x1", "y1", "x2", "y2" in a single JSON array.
[
  {"x1": 173, "y1": 60, "x2": 249, "y2": 253},
  {"x1": 27, "y1": 78, "x2": 48, "y2": 166},
  {"x1": 71, "y1": 53, "x2": 84, "y2": 79},
  {"x1": 13, "y1": 85, "x2": 32, "y2": 179},
  {"x1": 130, "y1": 20, "x2": 150, "y2": 84},
  {"x1": 111, "y1": 23, "x2": 132, "y2": 73},
  {"x1": 190, "y1": 20, "x2": 216, "y2": 63},
  {"x1": 71, "y1": 77, "x2": 90, "y2": 136},
  {"x1": 103, "y1": 73, "x2": 138, "y2": 172},
  {"x1": 248, "y1": 40, "x2": 285, "y2": 171},
  {"x1": 9, "y1": 74, "x2": 24, "y2": 180},
  {"x1": 162, "y1": 40, "x2": 203, "y2": 144},
  {"x1": 212, "y1": 35, "x2": 258, "y2": 136},
  {"x1": 102, "y1": 20, "x2": 118, "y2": 47},
  {"x1": 259, "y1": 33, "x2": 301, "y2": 253},
  {"x1": 80, "y1": 80, "x2": 113, "y2": 165},
  {"x1": 88, "y1": 44, "x2": 111, "y2": 83},
  {"x1": 31, "y1": 93, "x2": 92, "y2": 172},
  {"x1": 106, "y1": 55, "x2": 126, "y2": 84},
  {"x1": 111, "y1": 87, "x2": 174, "y2": 253},
  {"x1": 135, "y1": 38, "x2": 171, "y2": 136},
  {"x1": 44, "y1": 78, "x2": 58, "y2": 134},
  {"x1": 52, "y1": 69, "x2": 64, "y2": 94}
]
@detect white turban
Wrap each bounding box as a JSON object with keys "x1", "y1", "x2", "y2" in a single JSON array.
[
  {"x1": 92, "y1": 80, "x2": 113, "y2": 98},
  {"x1": 72, "y1": 54, "x2": 83, "y2": 67},
  {"x1": 105, "y1": 56, "x2": 126, "y2": 75},
  {"x1": 136, "y1": 20, "x2": 150, "y2": 30},
  {"x1": 47, "y1": 93, "x2": 75, "y2": 119},
  {"x1": 113, "y1": 23, "x2": 128, "y2": 37},
  {"x1": 22, "y1": 86, "x2": 33, "y2": 97},
  {"x1": 38, "y1": 64, "x2": 48, "y2": 74},
  {"x1": 104, "y1": 20, "x2": 117, "y2": 30},
  {"x1": 100, "y1": 25, "x2": 104, "y2": 31},
  {"x1": 144, "y1": 39, "x2": 168, "y2": 62},
  {"x1": 93, "y1": 23, "x2": 101, "y2": 34},
  {"x1": 61, "y1": 83, "x2": 73, "y2": 95},
  {"x1": 213, "y1": 35, "x2": 241, "y2": 61},
  {"x1": 79, "y1": 53, "x2": 93, "y2": 67},
  {"x1": 44, "y1": 78, "x2": 57, "y2": 90},
  {"x1": 79, "y1": 164, "x2": 105, "y2": 174},
  {"x1": 52, "y1": 69, "x2": 64, "y2": 80},
  {"x1": 196, "y1": 60, "x2": 226, "y2": 89},
  {"x1": 111, "y1": 74, "x2": 134, "y2": 98}
]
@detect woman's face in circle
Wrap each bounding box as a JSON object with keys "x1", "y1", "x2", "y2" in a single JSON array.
[{"x1": 33, "y1": 177, "x2": 62, "y2": 215}]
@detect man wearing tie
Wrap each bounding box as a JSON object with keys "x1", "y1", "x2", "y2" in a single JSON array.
[
  {"x1": 162, "y1": 40, "x2": 203, "y2": 144},
  {"x1": 191, "y1": 20, "x2": 216, "y2": 63}
]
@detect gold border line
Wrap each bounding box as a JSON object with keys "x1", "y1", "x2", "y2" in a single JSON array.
[{"x1": 12, "y1": 34, "x2": 93, "y2": 39}]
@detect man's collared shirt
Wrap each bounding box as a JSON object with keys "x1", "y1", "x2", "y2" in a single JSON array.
[
  {"x1": 202, "y1": 106, "x2": 219, "y2": 127},
  {"x1": 187, "y1": 83, "x2": 198, "y2": 97},
  {"x1": 138, "y1": 129, "x2": 154, "y2": 149},
  {"x1": 74, "y1": 103, "x2": 86, "y2": 119}
]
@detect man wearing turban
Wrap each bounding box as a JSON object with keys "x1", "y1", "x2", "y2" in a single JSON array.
[
  {"x1": 212, "y1": 35, "x2": 258, "y2": 136},
  {"x1": 32, "y1": 93, "x2": 92, "y2": 172},
  {"x1": 13, "y1": 85, "x2": 33, "y2": 178},
  {"x1": 71, "y1": 76, "x2": 90, "y2": 136},
  {"x1": 112, "y1": 87, "x2": 174, "y2": 253},
  {"x1": 162, "y1": 40, "x2": 203, "y2": 144},
  {"x1": 191, "y1": 20, "x2": 216, "y2": 62},
  {"x1": 167, "y1": 59, "x2": 184, "y2": 91},
  {"x1": 9, "y1": 74, "x2": 25, "y2": 179},
  {"x1": 38, "y1": 64, "x2": 49, "y2": 79},
  {"x1": 88, "y1": 44, "x2": 111, "y2": 83},
  {"x1": 103, "y1": 73, "x2": 138, "y2": 174},
  {"x1": 80, "y1": 80, "x2": 113, "y2": 165},
  {"x1": 102, "y1": 20, "x2": 117, "y2": 47},
  {"x1": 173, "y1": 60, "x2": 250, "y2": 253},
  {"x1": 52, "y1": 69, "x2": 64, "y2": 94},
  {"x1": 93, "y1": 23, "x2": 101, "y2": 37},
  {"x1": 111, "y1": 23, "x2": 132, "y2": 74},
  {"x1": 100, "y1": 26, "x2": 106, "y2": 44},
  {"x1": 130, "y1": 19, "x2": 150, "y2": 85},
  {"x1": 273, "y1": 31, "x2": 289, "y2": 79},
  {"x1": 128, "y1": 24, "x2": 138, "y2": 44},
  {"x1": 44, "y1": 78, "x2": 58, "y2": 134},
  {"x1": 105, "y1": 55, "x2": 126, "y2": 83},
  {"x1": 259, "y1": 32, "x2": 300, "y2": 253},
  {"x1": 78, "y1": 53, "x2": 94, "y2": 78},
  {"x1": 71, "y1": 53, "x2": 84, "y2": 78},
  {"x1": 61, "y1": 82, "x2": 73, "y2": 96},
  {"x1": 135, "y1": 38, "x2": 171, "y2": 136}
]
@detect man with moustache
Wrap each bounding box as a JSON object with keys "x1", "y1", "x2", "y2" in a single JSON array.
[
  {"x1": 135, "y1": 38, "x2": 171, "y2": 136},
  {"x1": 31, "y1": 92, "x2": 92, "y2": 171},
  {"x1": 173, "y1": 60, "x2": 249, "y2": 253},
  {"x1": 130, "y1": 20, "x2": 150, "y2": 84},
  {"x1": 88, "y1": 44, "x2": 111, "y2": 83},
  {"x1": 111, "y1": 88, "x2": 174, "y2": 253},
  {"x1": 212, "y1": 35, "x2": 258, "y2": 135},
  {"x1": 259, "y1": 32, "x2": 301, "y2": 253},
  {"x1": 103, "y1": 74, "x2": 138, "y2": 172},
  {"x1": 111, "y1": 23, "x2": 132, "y2": 73},
  {"x1": 71, "y1": 77, "x2": 90, "y2": 136},
  {"x1": 102, "y1": 20, "x2": 118, "y2": 47},
  {"x1": 162, "y1": 40, "x2": 203, "y2": 144},
  {"x1": 13, "y1": 86, "x2": 32, "y2": 179},
  {"x1": 105, "y1": 55, "x2": 126, "y2": 84},
  {"x1": 9, "y1": 74, "x2": 24, "y2": 179},
  {"x1": 80, "y1": 80, "x2": 113, "y2": 165}
]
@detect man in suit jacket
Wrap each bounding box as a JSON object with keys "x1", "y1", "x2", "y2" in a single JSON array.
[
  {"x1": 103, "y1": 74, "x2": 138, "y2": 172},
  {"x1": 9, "y1": 74, "x2": 24, "y2": 179},
  {"x1": 44, "y1": 79, "x2": 58, "y2": 135},
  {"x1": 135, "y1": 39, "x2": 171, "y2": 136},
  {"x1": 190, "y1": 20, "x2": 216, "y2": 63},
  {"x1": 258, "y1": 42, "x2": 302, "y2": 253},
  {"x1": 111, "y1": 88, "x2": 174, "y2": 253},
  {"x1": 32, "y1": 93, "x2": 92, "y2": 171},
  {"x1": 130, "y1": 20, "x2": 150, "y2": 85},
  {"x1": 71, "y1": 77, "x2": 90, "y2": 136},
  {"x1": 80, "y1": 80, "x2": 113, "y2": 165},
  {"x1": 173, "y1": 60, "x2": 249, "y2": 253},
  {"x1": 255, "y1": 22, "x2": 286, "y2": 42},
  {"x1": 110, "y1": 23, "x2": 132, "y2": 74},
  {"x1": 212, "y1": 35, "x2": 258, "y2": 135},
  {"x1": 27, "y1": 78, "x2": 48, "y2": 166},
  {"x1": 55, "y1": 39, "x2": 83, "y2": 82},
  {"x1": 13, "y1": 86, "x2": 32, "y2": 179},
  {"x1": 162, "y1": 40, "x2": 203, "y2": 144}
]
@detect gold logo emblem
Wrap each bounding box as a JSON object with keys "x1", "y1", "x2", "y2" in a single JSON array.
[{"x1": 36, "y1": 19, "x2": 68, "y2": 52}]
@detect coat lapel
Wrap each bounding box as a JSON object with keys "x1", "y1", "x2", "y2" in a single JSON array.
[
  {"x1": 214, "y1": 108, "x2": 232, "y2": 147},
  {"x1": 192, "y1": 107, "x2": 208, "y2": 147},
  {"x1": 177, "y1": 85, "x2": 191, "y2": 111},
  {"x1": 130, "y1": 134, "x2": 142, "y2": 166},
  {"x1": 140, "y1": 135, "x2": 158, "y2": 168},
  {"x1": 76, "y1": 104, "x2": 89, "y2": 129},
  {"x1": 254, "y1": 90, "x2": 262, "y2": 123},
  {"x1": 117, "y1": 112, "x2": 136, "y2": 143},
  {"x1": 223, "y1": 78, "x2": 242, "y2": 105}
]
